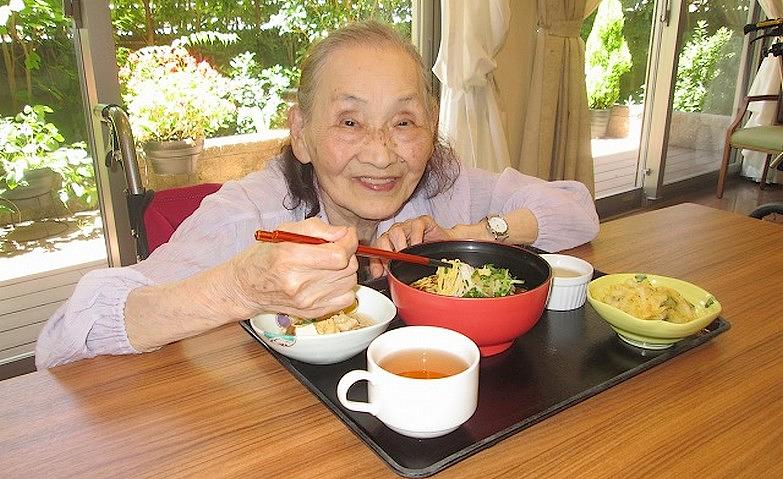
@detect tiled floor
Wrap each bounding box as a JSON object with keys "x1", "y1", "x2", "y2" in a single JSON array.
[{"x1": 0, "y1": 211, "x2": 107, "y2": 283}]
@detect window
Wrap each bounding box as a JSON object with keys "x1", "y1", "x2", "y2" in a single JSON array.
[{"x1": 110, "y1": 1, "x2": 414, "y2": 138}]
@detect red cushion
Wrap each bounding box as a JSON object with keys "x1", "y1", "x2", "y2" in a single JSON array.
[{"x1": 143, "y1": 183, "x2": 222, "y2": 254}]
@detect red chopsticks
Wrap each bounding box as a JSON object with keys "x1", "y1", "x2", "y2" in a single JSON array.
[{"x1": 255, "y1": 230, "x2": 452, "y2": 268}]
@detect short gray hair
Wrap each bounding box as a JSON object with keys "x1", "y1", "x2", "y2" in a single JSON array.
[{"x1": 296, "y1": 20, "x2": 437, "y2": 122}]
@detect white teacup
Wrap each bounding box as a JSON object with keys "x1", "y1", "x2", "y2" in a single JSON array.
[{"x1": 336, "y1": 326, "x2": 480, "y2": 439}]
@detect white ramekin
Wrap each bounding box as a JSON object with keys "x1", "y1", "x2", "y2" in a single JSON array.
[{"x1": 541, "y1": 254, "x2": 594, "y2": 311}]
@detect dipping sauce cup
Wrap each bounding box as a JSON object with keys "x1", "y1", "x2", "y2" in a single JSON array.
[{"x1": 541, "y1": 254, "x2": 594, "y2": 311}]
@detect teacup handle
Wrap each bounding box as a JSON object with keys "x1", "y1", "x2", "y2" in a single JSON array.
[{"x1": 337, "y1": 370, "x2": 379, "y2": 416}]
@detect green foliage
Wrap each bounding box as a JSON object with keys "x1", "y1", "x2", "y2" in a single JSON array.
[
  {"x1": 610, "y1": 0, "x2": 747, "y2": 111},
  {"x1": 672, "y1": 21, "x2": 734, "y2": 112},
  {"x1": 701, "y1": 33, "x2": 741, "y2": 115},
  {"x1": 260, "y1": 0, "x2": 412, "y2": 64},
  {"x1": 119, "y1": 45, "x2": 236, "y2": 143},
  {"x1": 0, "y1": 105, "x2": 62, "y2": 190},
  {"x1": 0, "y1": 105, "x2": 95, "y2": 212},
  {"x1": 585, "y1": 0, "x2": 633, "y2": 109},
  {"x1": 0, "y1": 0, "x2": 85, "y2": 142},
  {"x1": 109, "y1": 0, "x2": 411, "y2": 141},
  {"x1": 617, "y1": 0, "x2": 653, "y2": 104},
  {"x1": 228, "y1": 52, "x2": 293, "y2": 133}
]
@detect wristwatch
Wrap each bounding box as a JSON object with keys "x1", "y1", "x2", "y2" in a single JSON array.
[{"x1": 485, "y1": 214, "x2": 509, "y2": 242}]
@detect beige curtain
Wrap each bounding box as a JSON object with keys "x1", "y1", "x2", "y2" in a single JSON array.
[{"x1": 517, "y1": 0, "x2": 601, "y2": 195}]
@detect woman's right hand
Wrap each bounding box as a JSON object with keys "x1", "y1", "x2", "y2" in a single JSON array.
[{"x1": 228, "y1": 218, "x2": 360, "y2": 320}]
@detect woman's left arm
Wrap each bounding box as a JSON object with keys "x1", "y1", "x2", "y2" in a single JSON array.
[
  {"x1": 455, "y1": 167, "x2": 600, "y2": 252},
  {"x1": 375, "y1": 168, "x2": 599, "y2": 253},
  {"x1": 448, "y1": 208, "x2": 539, "y2": 245},
  {"x1": 369, "y1": 168, "x2": 599, "y2": 276}
]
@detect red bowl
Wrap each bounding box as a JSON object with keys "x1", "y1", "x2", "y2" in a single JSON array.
[{"x1": 387, "y1": 241, "x2": 552, "y2": 356}]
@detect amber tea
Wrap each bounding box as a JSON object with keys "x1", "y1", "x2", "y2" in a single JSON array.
[{"x1": 379, "y1": 348, "x2": 469, "y2": 379}]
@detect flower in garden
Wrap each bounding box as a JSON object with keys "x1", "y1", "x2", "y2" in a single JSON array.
[{"x1": 121, "y1": 45, "x2": 235, "y2": 144}]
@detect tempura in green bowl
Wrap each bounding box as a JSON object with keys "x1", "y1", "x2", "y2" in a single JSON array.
[{"x1": 587, "y1": 273, "x2": 722, "y2": 349}]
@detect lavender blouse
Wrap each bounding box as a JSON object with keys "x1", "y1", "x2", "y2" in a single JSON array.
[{"x1": 35, "y1": 159, "x2": 599, "y2": 368}]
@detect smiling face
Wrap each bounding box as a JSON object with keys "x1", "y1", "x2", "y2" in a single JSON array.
[{"x1": 289, "y1": 45, "x2": 436, "y2": 226}]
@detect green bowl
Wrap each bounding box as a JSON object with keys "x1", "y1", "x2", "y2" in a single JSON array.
[{"x1": 587, "y1": 273, "x2": 722, "y2": 349}]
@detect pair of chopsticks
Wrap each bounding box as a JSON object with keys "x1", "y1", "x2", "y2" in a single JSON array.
[{"x1": 255, "y1": 230, "x2": 452, "y2": 269}]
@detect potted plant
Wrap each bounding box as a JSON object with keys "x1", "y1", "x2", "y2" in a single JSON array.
[
  {"x1": 119, "y1": 45, "x2": 235, "y2": 175},
  {"x1": 0, "y1": 105, "x2": 95, "y2": 214},
  {"x1": 585, "y1": 0, "x2": 632, "y2": 139}
]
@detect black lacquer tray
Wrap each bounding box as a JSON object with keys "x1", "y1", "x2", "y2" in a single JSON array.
[{"x1": 240, "y1": 273, "x2": 729, "y2": 478}]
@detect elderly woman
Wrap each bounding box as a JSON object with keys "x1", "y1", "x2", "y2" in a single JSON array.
[{"x1": 36, "y1": 21, "x2": 599, "y2": 368}]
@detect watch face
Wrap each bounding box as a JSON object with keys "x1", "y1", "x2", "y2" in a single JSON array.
[{"x1": 488, "y1": 216, "x2": 508, "y2": 234}]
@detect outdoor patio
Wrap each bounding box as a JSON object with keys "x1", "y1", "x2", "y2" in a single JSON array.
[
  {"x1": 0, "y1": 211, "x2": 106, "y2": 283},
  {"x1": 593, "y1": 138, "x2": 720, "y2": 198}
]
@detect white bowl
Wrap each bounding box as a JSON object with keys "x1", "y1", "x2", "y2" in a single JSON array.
[
  {"x1": 541, "y1": 254, "x2": 594, "y2": 311},
  {"x1": 249, "y1": 285, "x2": 396, "y2": 364}
]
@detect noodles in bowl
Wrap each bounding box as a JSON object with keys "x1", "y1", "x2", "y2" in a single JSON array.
[
  {"x1": 387, "y1": 241, "x2": 551, "y2": 356},
  {"x1": 409, "y1": 259, "x2": 525, "y2": 298}
]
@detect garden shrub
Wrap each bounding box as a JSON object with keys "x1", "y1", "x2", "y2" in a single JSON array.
[
  {"x1": 585, "y1": 0, "x2": 633, "y2": 110},
  {"x1": 119, "y1": 45, "x2": 235, "y2": 143},
  {"x1": 228, "y1": 53, "x2": 293, "y2": 133},
  {"x1": 672, "y1": 21, "x2": 734, "y2": 113},
  {"x1": 0, "y1": 105, "x2": 95, "y2": 213}
]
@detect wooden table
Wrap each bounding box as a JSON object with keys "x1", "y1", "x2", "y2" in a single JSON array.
[{"x1": 1, "y1": 203, "x2": 781, "y2": 478}]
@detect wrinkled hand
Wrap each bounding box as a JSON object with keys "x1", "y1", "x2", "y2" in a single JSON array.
[
  {"x1": 229, "y1": 218, "x2": 359, "y2": 319},
  {"x1": 369, "y1": 215, "x2": 452, "y2": 278}
]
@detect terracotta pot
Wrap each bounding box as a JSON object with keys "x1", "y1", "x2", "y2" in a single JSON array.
[
  {"x1": 143, "y1": 138, "x2": 204, "y2": 175},
  {"x1": 606, "y1": 105, "x2": 630, "y2": 138}
]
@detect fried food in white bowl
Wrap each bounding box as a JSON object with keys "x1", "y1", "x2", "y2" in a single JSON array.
[{"x1": 250, "y1": 285, "x2": 396, "y2": 364}]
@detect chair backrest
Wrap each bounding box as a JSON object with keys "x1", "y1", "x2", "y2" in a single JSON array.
[{"x1": 142, "y1": 183, "x2": 222, "y2": 256}]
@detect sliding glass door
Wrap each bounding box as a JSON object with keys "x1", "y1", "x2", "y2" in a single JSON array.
[
  {"x1": 584, "y1": 0, "x2": 653, "y2": 200},
  {"x1": 0, "y1": 1, "x2": 111, "y2": 277},
  {"x1": 0, "y1": 1, "x2": 119, "y2": 364},
  {"x1": 587, "y1": 0, "x2": 755, "y2": 207},
  {"x1": 661, "y1": 1, "x2": 749, "y2": 187}
]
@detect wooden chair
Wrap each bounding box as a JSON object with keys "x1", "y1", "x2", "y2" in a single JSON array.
[{"x1": 716, "y1": 90, "x2": 783, "y2": 198}]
